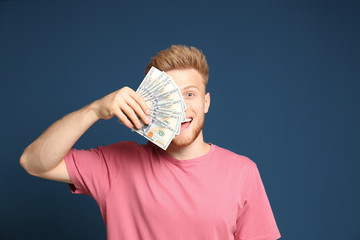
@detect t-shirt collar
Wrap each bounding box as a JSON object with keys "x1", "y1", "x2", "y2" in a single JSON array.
[{"x1": 147, "y1": 141, "x2": 216, "y2": 165}]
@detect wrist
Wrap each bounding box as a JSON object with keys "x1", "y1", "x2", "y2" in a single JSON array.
[{"x1": 84, "y1": 101, "x2": 102, "y2": 122}]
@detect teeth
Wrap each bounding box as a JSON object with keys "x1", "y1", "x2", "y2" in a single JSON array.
[{"x1": 184, "y1": 118, "x2": 192, "y2": 122}]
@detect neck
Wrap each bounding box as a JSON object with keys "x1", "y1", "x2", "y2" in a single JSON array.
[{"x1": 165, "y1": 131, "x2": 211, "y2": 160}]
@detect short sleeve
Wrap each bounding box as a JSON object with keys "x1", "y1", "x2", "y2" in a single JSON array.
[
  {"x1": 64, "y1": 147, "x2": 111, "y2": 202},
  {"x1": 235, "y1": 165, "x2": 281, "y2": 240}
]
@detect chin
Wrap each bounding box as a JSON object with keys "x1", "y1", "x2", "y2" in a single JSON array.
[
  {"x1": 170, "y1": 119, "x2": 204, "y2": 147},
  {"x1": 171, "y1": 135, "x2": 195, "y2": 147}
]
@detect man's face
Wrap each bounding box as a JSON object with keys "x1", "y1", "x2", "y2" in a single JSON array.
[{"x1": 166, "y1": 68, "x2": 210, "y2": 147}]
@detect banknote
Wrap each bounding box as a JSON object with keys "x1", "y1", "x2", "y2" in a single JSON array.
[
  {"x1": 137, "y1": 67, "x2": 162, "y2": 93},
  {"x1": 150, "y1": 100, "x2": 185, "y2": 120},
  {"x1": 132, "y1": 117, "x2": 177, "y2": 150},
  {"x1": 149, "y1": 110, "x2": 181, "y2": 134},
  {"x1": 137, "y1": 67, "x2": 166, "y2": 96},
  {"x1": 127, "y1": 66, "x2": 186, "y2": 150}
]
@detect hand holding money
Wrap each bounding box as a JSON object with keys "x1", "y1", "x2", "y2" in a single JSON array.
[
  {"x1": 93, "y1": 87, "x2": 151, "y2": 129},
  {"x1": 95, "y1": 67, "x2": 186, "y2": 150},
  {"x1": 131, "y1": 67, "x2": 186, "y2": 150}
]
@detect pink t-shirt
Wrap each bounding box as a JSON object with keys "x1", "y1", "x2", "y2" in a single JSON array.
[{"x1": 65, "y1": 141, "x2": 281, "y2": 240}]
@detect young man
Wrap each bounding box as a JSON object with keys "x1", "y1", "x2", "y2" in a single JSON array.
[{"x1": 20, "y1": 45, "x2": 281, "y2": 240}]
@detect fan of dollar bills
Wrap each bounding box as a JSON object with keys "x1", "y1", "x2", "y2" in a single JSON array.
[{"x1": 131, "y1": 66, "x2": 186, "y2": 150}]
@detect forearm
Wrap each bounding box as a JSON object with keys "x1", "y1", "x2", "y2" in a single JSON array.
[
  {"x1": 20, "y1": 101, "x2": 100, "y2": 174},
  {"x1": 20, "y1": 86, "x2": 150, "y2": 178}
]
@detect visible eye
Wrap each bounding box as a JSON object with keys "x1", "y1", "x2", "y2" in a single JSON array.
[{"x1": 186, "y1": 93, "x2": 194, "y2": 98}]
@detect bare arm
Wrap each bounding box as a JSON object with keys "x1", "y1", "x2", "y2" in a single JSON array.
[{"x1": 20, "y1": 87, "x2": 150, "y2": 183}]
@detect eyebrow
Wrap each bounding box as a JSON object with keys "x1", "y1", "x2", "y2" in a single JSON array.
[{"x1": 181, "y1": 85, "x2": 199, "y2": 91}]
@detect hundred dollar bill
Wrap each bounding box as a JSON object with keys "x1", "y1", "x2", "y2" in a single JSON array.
[
  {"x1": 145, "y1": 88, "x2": 184, "y2": 107},
  {"x1": 149, "y1": 110, "x2": 181, "y2": 135},
  {"x1": 136, "y1": 67, "x2": 165, "y2": 96},
  {"x1": 148, "y1": 99, "x2": 186, "y2": 121},
  {"x1": 142, "y1": 75, "x2": 173, "y2": 99},
  {"x1": 139, "y1": 74, "x2": 169, "y2": 100},
  {"x1": 142, "y1": 73, "x2": 170, "y2": 98},
  {"x1": 122, "y1": 66, "x2": 187, "y2": 149},
  {"x1": 137, "y1": 67, "x2": 185, "y2": 109},
  {"x1": 151, "y1": 108, "x2": 184, "y2": 122},
  {"x1": 137, "y1": 67, "x2": 161, "y2": 90},
  {"x1": 133, "y1": 117, "x2": 177, "y2": 150}
]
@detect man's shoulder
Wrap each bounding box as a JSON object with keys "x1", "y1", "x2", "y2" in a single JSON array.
[
  {"x1": 95, "y1": 141, "x2": 154, "y2": 167},
  {"x1": 212, "y1": 144, "x2": 257, "y2": 168}
]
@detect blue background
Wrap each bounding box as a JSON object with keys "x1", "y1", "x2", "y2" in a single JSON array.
[{"x1": 1, "y1": 0, "x2": 359, "y2": 239}]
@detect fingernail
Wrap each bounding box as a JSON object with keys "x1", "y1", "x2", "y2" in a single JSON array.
[
  {"x1": 145, "y1": 117, "x2": 151, "y2": 124},
  {"x1": 146, "y1": 109, "x2": 151, "y2": 115}
]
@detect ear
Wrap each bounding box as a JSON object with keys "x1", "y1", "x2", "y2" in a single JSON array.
[{"x1": 204, "y1": 92, "x2": 210, "y2": 114}]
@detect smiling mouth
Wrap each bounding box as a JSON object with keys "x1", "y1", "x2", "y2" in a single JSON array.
[{"x1": 181, "y1": 118, "x2": 192, "y2": 131}]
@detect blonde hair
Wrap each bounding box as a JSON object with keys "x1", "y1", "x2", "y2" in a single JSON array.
[{"x1": 145, "y1": 45, "x2": 209, "y2": 89}]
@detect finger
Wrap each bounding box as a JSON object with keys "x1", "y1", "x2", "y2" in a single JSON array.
[
  {"x1": 125, "y1": 97, "x2": 151, "y2": 125},
  {"x1": 128, "y1": 90, "x2": 150, "y2": 116},
  {"x1": 114, "y1": 108, "x2": 133, "y2": 129},
  {"x1": 120, "y1": 104, "x2": 143, "y2": 129}
]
